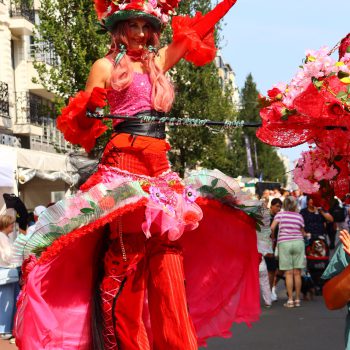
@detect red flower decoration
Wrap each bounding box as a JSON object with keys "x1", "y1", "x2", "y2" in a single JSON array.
[
  {"x1": 169, "y1": 181, "x2": 184, "y2": 194},
  {"x1": 183, "y1": 211, "x2": 201, "y2": 225},
  {"x1": 328, "y1": 102, "x2": 345, "y2": 117},
  {"x1": 141, "y1": 182, "x2": 151, "y2": 193},
  {"x1": 98, "y1": 196, "x2": 116, "y2": 210},
  {"x1": 267, "y1": 87, "x2": 282, "y2": 100}
]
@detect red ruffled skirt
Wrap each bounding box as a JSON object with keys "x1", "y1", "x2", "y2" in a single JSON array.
[{"x1": 13, "y1": 135, "x2": 260, "y2": 349}]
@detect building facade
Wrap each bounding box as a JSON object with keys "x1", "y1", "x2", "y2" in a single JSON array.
[
  {"x1": 215, "y1": 50, "x2": 240, "y2": 108},
  {"x1": 0, "y1": 0, "x2": 73, "y2": 212}
]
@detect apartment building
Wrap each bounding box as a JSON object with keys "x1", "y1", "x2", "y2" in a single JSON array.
[
  {"x1": 0, "y1": 0, "x2": 73, "y2": 211},
  {"x1": 215, "y1": 50, "x2": 240, "y2": 108}
]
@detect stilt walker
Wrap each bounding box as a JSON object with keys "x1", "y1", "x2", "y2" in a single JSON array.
[{"x1": 13, "y1": 0, "x2": 261, "y2": 348}]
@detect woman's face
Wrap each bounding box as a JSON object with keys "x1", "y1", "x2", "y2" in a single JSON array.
[
  {"x1": 3, "y1": 222, "x2": 14, "y2": 235},
  {"x1": 307, "y1": 198, "x2": 314, "y2": 209},
  {"x1": 126, "y1": 19, "x2": 151, "y2": 50}
]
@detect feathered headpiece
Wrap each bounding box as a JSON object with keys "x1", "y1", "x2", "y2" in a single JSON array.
[{"x1": 94, "y1": 0, "x2": 181, "y2": 32}]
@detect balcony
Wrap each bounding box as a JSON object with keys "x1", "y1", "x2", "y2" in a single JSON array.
[
  {"x1": 13, "y1": 92, "x2": 71, "y2": 152},
  {"x1": 30, "y1": 118, "x2": 73, "y2": 153},
  {"x1": 13, "y1": 92, "x2": 47, "y2": 136},
  {"x1": 30, "y1": 42, "x2": 59, "y2": 67},
  {"x1": 29, "y1": 42, "x2": 59, "y2": 67},
  {"x1": 9, "y1": 0, "x2": 35, "y2": 35},
  {"x1": 0, "y1": 82, "x2": 11, "y2": 129}
]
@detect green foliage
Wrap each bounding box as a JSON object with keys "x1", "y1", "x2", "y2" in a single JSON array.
[
  {"x1": 166, "y1": 0, "x2": 237, "y2": 177},
  {"x1": 234, "y1": 73, "x2": 287, "y2": 184},
  {"x1": 33, "y1": 0, "x2": 109, "y2": 107}
]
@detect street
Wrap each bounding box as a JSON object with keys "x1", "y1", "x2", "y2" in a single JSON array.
[
  {"x1": 1, "y1": 294, "x2": 345, "y2": 350},
  {"x1": 202, "y1": 295, "x2": 345, "y2": 350}
]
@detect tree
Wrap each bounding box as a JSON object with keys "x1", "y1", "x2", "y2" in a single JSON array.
[
  {"x1": 33, "y1": 0, "x2": 109, "y2": 105},
  {"x1": 166, "y1": 0, "x2": 238, "y2": 176},
  {"x1": 237, "y1": 74, "x2": 287, "y2": 184}
]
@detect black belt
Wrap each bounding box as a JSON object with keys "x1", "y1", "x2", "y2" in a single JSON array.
[{"x1": 114, "y1": 111, "x2": 166, "y2": 139}]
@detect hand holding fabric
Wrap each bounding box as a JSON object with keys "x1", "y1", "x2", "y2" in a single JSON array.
[
  {"x1": 56, "y1": 89, "x2": 108, "y2": 153},
  {"x1": 172, "y1": 0, "x2": 238, "y2": 66},
  {"x1": 87, "y1": 87, "x2": 108, "y2": 112}
]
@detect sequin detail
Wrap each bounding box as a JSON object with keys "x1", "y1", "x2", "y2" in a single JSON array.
[{"x1": 107, "y1": 73, "x2": 152, "y2": 127}]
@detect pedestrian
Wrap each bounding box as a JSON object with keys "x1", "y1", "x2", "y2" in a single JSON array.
[
  {"x1": 300, "y1": 196, "x2": 333, "y2": 292},
  {"x1": 300, "y1": 196, "x2": 333, "y2": 240},
  {"x1": 257, "y1": 197, "x2": 273, "y2": 307},
  {"x1": 269, "y1": 197, "x2": 282, "y2": 301},
  {"x1": 26, "y1": 205, "x2": 46, "y2": 238},
  {"x1": 13, "y1": 0, "x2": 261, "y2": 348},
  {"x1": 0, "y1": 215, "x2": 18, "y2": 340},
  {"x1": 329, "y1": 197, "x2": 348, "y2": 249},
  {"x1": 271, "y1": 196, "x2": 306, "y2": 307}
]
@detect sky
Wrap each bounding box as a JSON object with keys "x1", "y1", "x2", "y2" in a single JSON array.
[{"x1": 220, "y1": 0, "x2": 350, "y2": 163}]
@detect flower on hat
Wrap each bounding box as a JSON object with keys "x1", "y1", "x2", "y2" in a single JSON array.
[{"x1": 94, "y1": 0, "x2": 182, "y2": 30}]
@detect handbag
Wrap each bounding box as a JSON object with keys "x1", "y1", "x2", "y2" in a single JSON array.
[{"x1": 0, "y1": 267, "x2": 19, "y2": 285}]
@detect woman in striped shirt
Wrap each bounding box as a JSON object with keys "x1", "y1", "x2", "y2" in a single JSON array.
[{"x1": 271, "y1": 196, "x2": 306, "y2": 308}]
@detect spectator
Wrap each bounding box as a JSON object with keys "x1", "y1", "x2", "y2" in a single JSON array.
[
  {"x1": 257, "y1": 197, "x2": 273, "y2": 307},
  {"x1": 280, "y1": 189, "x2": 290, "y2": 202},
  {"x1": 294, "y1": 189, "x2": 307, "y2": 211},
  {"x1": 261, "y1": 189, "x2": 272, "y2": 208},
  {"x1": 273, "y1": 188, "x2": 281, "y2": 199},
  {"x1": 271, "y1": 196, "x2": 306, "y2": 308},
  {"x1": 0, "y1": 215, "x2": 17, "y2": 340},
  {"x1": 26, "y1": 205, "x2": 46, "y2": 238},
  {"x1": 269, "y1": 197, "x2": 282, "y2": 301},
  {"x1": 300, "y1": 197, "x2": 333, "y2": 240}
]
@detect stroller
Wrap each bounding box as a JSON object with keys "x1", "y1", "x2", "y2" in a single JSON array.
[{"x1": 305, "y1": 235, "x2": 330, "y2": 295}]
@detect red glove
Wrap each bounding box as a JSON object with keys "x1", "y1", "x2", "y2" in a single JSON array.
[
  {"x1": 172, "y1": 0, "x2": 237, "y2": 66},
  {"x1": 191, "y1": 0, "x2": 237, "y2": 39},
  {"x1": 86, "y1": 87, "x2": 108, "y2": 112},
  {"x1": 57, "y1": 90, "x2": 108, "y2": 153}
]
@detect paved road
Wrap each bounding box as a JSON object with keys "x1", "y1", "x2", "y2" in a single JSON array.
[
  {"x1": 1, "y1": 295, "x2": 345, "y2": 350},
  {"x1": 201, "y1": 295, "x2": 345, "y2": 350}
]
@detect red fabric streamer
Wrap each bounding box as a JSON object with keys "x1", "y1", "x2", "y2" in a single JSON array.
[
  {"x1": 172, "y1": 0, "x2": 237, "y2": 66},
  {"x1": 172, "y1": 13, "x2": 216, "y2": 66},
  {"x1": 56, "y1": 89, "x2": 108, "y2": 153}
]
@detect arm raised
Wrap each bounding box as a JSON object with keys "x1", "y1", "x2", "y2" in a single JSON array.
[{"x1": 157, "y1": 0, "x2": 238, "y2": 72}]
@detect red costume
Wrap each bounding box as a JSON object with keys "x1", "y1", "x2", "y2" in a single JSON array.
[{"x1": 13, "y1": 1, "x2": 261, "y2": 349}]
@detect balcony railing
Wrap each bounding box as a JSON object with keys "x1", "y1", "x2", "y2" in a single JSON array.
[
  {"x1": 0, "y1": 82, "x2": 10, "y2": 119},
  {"x1": 31, "y1": 118, "x2": 73, "y2": 153},
  {"x1": 15, "y1": 92, "x2": 71, "y2": 152},
  {"x1": 10, "y1": 0, "x2": 35, "y2": 24},
  {"x1": 15, "y1": 92, "x2": 55, "y2": 125},
  {"x1": 29, "y1": 42, "x2": 59, "y2": 67}
]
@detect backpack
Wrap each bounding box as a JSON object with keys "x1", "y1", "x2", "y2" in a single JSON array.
[{"x1": 330, "y1": 205, "x2": 347, "y2": 223}]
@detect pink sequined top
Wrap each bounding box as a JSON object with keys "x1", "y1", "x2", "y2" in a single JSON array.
[{"x1": 107, "y1": 73, "x2": 153, "y2": 126}]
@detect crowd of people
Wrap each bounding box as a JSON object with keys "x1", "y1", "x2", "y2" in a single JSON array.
[
  {"x1": 0, "y1": 204, "x2": 47, "y2": 345},
  {"x1": 257, "y1": 186, "x2": 350, "y2": 309}
]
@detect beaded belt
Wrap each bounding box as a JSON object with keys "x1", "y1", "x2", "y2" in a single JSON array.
[{"x1": 114, "y1": 111, "x2": 166, "y2": 139}]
